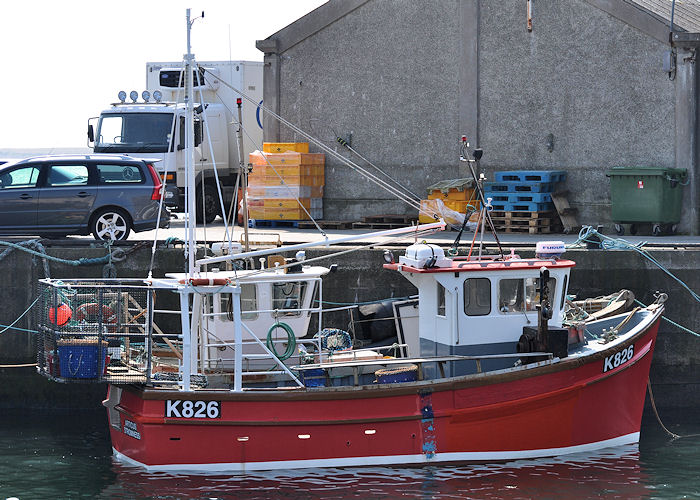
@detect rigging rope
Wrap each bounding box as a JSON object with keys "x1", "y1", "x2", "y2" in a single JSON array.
[
  {"x1": 200, "y1": 68, "x2": 425, "y2": 220},
  {"x1": 570, "y1": 226, "x2": 700, "y2": 305}
]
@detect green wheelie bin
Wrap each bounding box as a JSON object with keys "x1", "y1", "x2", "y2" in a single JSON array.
[{"x1": 606, "y1": 166, "x2": 687, "y2": 236}]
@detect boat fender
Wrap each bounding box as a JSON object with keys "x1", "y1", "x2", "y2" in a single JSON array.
[
  {"x1": 48, "y1": 303, "x2": 72, "y2": 326},
  {"x1": 76, "y1": 303, "x2": 117, "y2": 324}
]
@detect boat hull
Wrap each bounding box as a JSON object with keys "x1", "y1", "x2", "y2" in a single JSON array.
[{"x1": 106, "y1": 314, "x2": 660, "y2": 472}]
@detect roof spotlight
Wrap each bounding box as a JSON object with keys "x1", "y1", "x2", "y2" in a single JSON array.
[
  {"x1": 117, "y1": 91, "x2": 127, "y2": 103},
  {"x1": 129, "y1": 91, "x2": 138, "y2": 103},
  {"x1": 141, "y1": 90, "x2": 151, "y2": 102},
  {"x1": 295, "y1": 250, "x2": 306, "y2": 262},
  {"x1": 382, "y1": 250, "x2": 395, "y2": 264},
  {"x1": 153, "y1": 90, "x2": 163, "y2": 103}
]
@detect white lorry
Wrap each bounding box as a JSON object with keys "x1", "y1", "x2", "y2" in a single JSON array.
[{"x1": 87, "y1": 61, "x2": 264, "y2": 222}]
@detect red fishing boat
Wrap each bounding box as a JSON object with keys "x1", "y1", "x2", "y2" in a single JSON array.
[{"x1": 34, "y1": 8, "x2": 665, "y2": 473}]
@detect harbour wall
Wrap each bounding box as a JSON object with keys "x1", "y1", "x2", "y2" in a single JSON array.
[{"x1": 0, "y1": 244, "x2": 698, "y2": 410}]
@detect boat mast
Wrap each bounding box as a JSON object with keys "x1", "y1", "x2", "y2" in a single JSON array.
[{"x1": 185, "y1": 8, "x2": 197, "y2": 277}]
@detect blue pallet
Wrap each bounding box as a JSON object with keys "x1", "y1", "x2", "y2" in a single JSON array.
[
  {"x1": 484, "y1": 192, "x2": 552, "y2": 203},
  {"x1": 484, "y1": 181, "x2": 555, "y2": 193},
  {"x1": 489, "y1": 201, "x2": 555, "y2": 212},
  {"x1": 248, "y1": 219, "x2": 300, "y2": 228},
  {"x1": 494, "y1": 170, "x2": 567, "y2": 183}
]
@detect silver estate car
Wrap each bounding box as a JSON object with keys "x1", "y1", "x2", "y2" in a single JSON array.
[{"x1": 0, "y1": 155, "x2": 170, "y2": 240}]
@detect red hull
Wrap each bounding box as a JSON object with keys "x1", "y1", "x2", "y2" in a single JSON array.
[{"x1": 106, "y1": 316, "x2": 660, "y2": 471}]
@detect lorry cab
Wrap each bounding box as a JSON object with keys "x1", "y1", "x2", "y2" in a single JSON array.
[{"x1": 87, "y1": 61, "x2": 263, "y2": 222}]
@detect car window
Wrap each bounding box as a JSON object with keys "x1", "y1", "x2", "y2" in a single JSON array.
[
  {"x1": 96, "y1": 164, "x2": 144, "y2": 184},
  {"x1": 46, "y1": 165, "x2": 89, "y2": 187},
  {"x1": 0, "y1": 165, "x2": 40, "y2": 189}
]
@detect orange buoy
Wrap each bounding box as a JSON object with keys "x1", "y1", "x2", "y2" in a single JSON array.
[{"x1": 48, "y1": 303, "x2": 72, "y2": 326}]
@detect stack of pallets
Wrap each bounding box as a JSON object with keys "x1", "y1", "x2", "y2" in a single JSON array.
[{"x1": 484, "y1": 171, "x2": 566, "y2": 234}]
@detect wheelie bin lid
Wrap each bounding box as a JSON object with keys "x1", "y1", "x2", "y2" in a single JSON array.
[{"x1": 606, "y1": 166, "x2": 687, "y2": 179}]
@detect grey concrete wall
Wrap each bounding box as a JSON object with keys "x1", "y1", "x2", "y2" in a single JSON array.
[
  {"x1": 478, "y1": 0, "x2": 676, "y2": 227},
  {"x1": 262, "y1": 0, "x2": 698, "y2": 231},
  {"x1": 0, "y1": 244, "x2": 698, "y2": 411},
  {"x1": 275, "y1": 0, "x2": 464, "y2": 220}
]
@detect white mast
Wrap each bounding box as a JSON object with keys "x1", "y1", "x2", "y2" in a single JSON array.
[{"x1": 185, "y1": 8, "x2": 197, "y2": 277}]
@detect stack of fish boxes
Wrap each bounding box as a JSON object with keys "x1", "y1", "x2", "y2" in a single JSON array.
[
  {"x1": 418, "y1": 178, "x2": 479, "y2": 224},
  {"x1": 247, "y1": 143, "x2": 324, "y2": 222},
  {"x1": 483, "y1": 170, "x2": 566, "y2": 233}
]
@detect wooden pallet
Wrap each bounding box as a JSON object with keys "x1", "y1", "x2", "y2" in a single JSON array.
[
  {"x1": 489, "y1": 211, "x2": 558, "y2": 234},
  {"x1": 551, "y1": 190, "x2": 579, "y2": 234},
  {"x1": 296, "y1": 220, "x2": 354, "y2": 230},
  {"x1": 361, "y1": 214, "x2": 418, "y2": 224},
  {"x1": 352, "y1": 221, "x2": 413, "y2": 230}
]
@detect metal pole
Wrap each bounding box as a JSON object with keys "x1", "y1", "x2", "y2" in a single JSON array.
[
  {"x1": 237, "y1": 100, "x2": 250, "y2": 252},
  {"x1": 196, "y1": 221, "x2": 447, "y2": 267},
  {"x1": 232, "y1": 285, "x2": 243, "y2": 392},
  {"x1": 179, "y1": 290, "x2": 191, "y2": 391},
  {"x1": 185, "y1": 8, "x2": 197, "y2": 277}
]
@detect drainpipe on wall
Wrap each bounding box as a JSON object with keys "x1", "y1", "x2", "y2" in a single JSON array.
[
  {"x1": 255, "y1": 38, "x2": 281, "y2": 143},
  {"x1": 671, "y1": 33, "x2": 700, "y2": 236}
]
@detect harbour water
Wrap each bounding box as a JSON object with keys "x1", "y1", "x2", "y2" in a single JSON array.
[{"x1": 1, "y1": 409, "x2": 698, "y2": 499}]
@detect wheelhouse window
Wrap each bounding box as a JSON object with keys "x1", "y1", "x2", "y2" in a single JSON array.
[
  {"x1": 464, "y1": 278, "x2": 491, "y2": 316},
  {"x1": 560, "y1": 275, "x2": 568, "y2": 310},
  {"x1": 0, "y1": 165, "x2": 40, "y2": 189},
  {"x1": 499, "y1": 277, "x2": 556, "y2": 314},
  {"x1": 437, "y1": 283, "x2": 446, "y2": 317},
  {"x1": 221, "y1": 284, "x2": 258, "y2": 321},
  {"x1": 46, "y1": 165, "x2": 89, "y2": 187},
  {"x1": 272, "y1": 281, "x2": 307, "y2": 317}
]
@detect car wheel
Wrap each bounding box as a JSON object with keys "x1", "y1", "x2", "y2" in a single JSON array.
[
  {"x1": 196, "y1": 183, "x2": 219, "y2": 224},
  {"x1": 92, "y1": 208, "x2": 131, "y2": 241}
]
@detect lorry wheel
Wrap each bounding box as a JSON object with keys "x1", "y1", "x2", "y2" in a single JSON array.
[
  {"x1": 652, "y1": 224, "x2": 663, "y2": 237},
  {"x1": 196, "y1": 184, "x2": 218, "y2": 224},
  {"x1": 92, "y1": 208, "x2": 131, "y2": 241},
  {"x1": 614, "y1": 224, "x2": 624, "y2": 236}
]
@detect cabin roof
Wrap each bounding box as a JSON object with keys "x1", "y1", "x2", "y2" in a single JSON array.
[{"x1": 384, "y1": 258, "x2": 576, "y2": 274}]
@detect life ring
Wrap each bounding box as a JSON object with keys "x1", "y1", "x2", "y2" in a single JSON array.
[
  {"x1": 178, "y1": 278, "x2": 230, "y2": 286},
  {"x1": 76, "y1": 303, "x2": 117, "y2": 324}
]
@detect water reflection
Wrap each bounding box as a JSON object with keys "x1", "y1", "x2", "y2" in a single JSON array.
[
  {"x1": 102, "y1": 445, "x2": 649, "y2": 499},
  {"x1": 2, "y1": 410, "x2": 699, "y2": 499}
]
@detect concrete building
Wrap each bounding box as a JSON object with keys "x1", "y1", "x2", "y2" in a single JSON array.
[{"x1": 257, "y1": 0, "x2": 700, "y2": 235}]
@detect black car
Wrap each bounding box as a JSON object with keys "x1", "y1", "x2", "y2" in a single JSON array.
[{"x1": 0, "y1": 155, "x2": 170, "y2": 240}]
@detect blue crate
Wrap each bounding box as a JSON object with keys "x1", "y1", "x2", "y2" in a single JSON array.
[
  {"x1": 375, "y1": 365, "x2": 418, "y2": 384},
  {"x1": 484, "y1": 181, "x2": 555, "y2": 193},
  {"x1": 58, "y1": 341, "x2": 107, "y2": 379},
  {"x1": 300, "y1": 368, "x2": 327, "y2": 387},
  {"x1": 494, "y1": 170, "x2": 567, "y2": 183}
]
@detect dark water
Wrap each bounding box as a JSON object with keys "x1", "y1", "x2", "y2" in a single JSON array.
[{"x1": 1, "y1": 409, "x2": 699, "y2": 500}]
